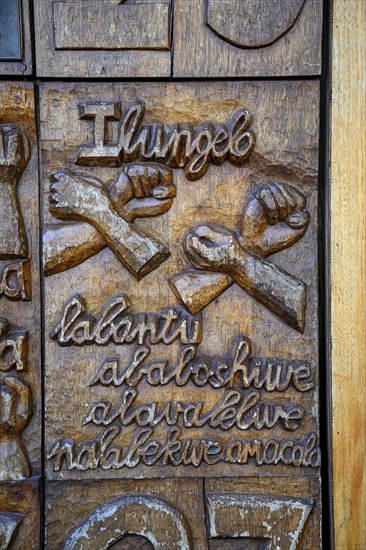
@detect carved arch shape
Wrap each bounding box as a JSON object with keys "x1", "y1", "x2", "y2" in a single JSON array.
[
  {"x1": 62, "y1": 495, "x2": 193, "y2": 550},
  {"x1": 0, "y1": 512, "x2": 23, "y2": 550},
  {"x1": 206, "y1": 0, "x2": 307, "y2": 49}
]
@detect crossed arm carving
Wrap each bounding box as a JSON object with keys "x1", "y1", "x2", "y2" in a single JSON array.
[{"x1": 43, "y1": 163, "x2": 176, "y2": 278}]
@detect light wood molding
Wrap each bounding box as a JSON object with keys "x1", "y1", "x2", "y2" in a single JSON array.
[{"x1": 331, "y1": 1, "x2": 366, "y2": 548}]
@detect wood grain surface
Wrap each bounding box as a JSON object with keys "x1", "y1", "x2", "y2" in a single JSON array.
[
  {"x1": 0, "y1": 1, "x2": 339, "y2": 547},
  {"x1": 34, "y1": 0, "x2": 171, "y2": 77},
  {"x1": 173, "y1": 0, "x2": 323, "y2": 77},
  {"x1": 0, "y1": 480, "x2": 40, "y2": 549},
  {"x1": 331, "y1": 1, "x2": 366, "y2": 548}
]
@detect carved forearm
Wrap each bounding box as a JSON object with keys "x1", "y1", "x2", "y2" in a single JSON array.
[
  {"x1": 0, "y1": 182, "x2": 28, "y2": 259},
  {"x1": 88, "y1": 207, "x2": 169, "y2": 280},
  {"x1": 43, "y1": 224, "x2": 106, "y2": 276},
  {"x1": 233, "y1": 251, "x2": 306, "y2": 332},
  {"x1": 170, "y1": 222, "x2": 306, "y2": 332}
]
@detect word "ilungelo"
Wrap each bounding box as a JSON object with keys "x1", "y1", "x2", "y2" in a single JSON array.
[{"x1": 76, "y1": 101, "x2": 255, "y2": 180}]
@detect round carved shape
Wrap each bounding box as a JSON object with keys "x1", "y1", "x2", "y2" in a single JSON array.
[
  {"x1": 110, "y1": 535, "x2": 154, "y2": 550},
  {"x1": 62, "y1": 495, "x2": 193, "y2": 550},
  {"x1": 206, "y1": 0, "x2": 306, "y2": 49}
]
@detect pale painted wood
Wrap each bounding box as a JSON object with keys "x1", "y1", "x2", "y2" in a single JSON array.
[{"x1": 331, "y1": 1, "x2": 366, "y2": 548}]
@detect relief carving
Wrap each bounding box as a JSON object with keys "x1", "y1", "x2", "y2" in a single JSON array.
[
  {"x1": 0, "y1": 512, "x2": 23, "y2": 550},
  {"x1": 76, "y1": 102, "x2": 255, "y2": 181},
  {"x1": 169, "y1": 183, "x2": 310, "y2": 332},
  {"x1": 44, "y1": 164, "x2": 175, "y2": 278},
  {"x1": 0, "y1": 124, "x2": 30, "y2": 259},
  {"x1": 206, "y1": 0, "x2": 307, "y2": 49},
  {"x1": 47, "y1": 312, "x2": 320, "y2": 472},
  {"x1": 207, "y1": 493, "x2": 314, "y2": 549},
  {"x1": 53, "y1": 0, "x2": 171, "y2": 51},
  {"x1": 90, "y1": 335, "x2": 314, "y2": 392},
  {"x1": 50, "y1": 294, "x2": 201, "y2": 347},
  {"x1": 62, "y1": 495, "x2": 192, "y2": 550},
  {"x1": 0, "y1": 261, "x2": 31, "y2": 301},
  {"x1": 0, "y1": 317, "x2": 28, "y2": 372},
  {"x1": 0, "y1": 316, "x2": 32, "y2": 480},
  {"x1": 0, "y1": 373, "x2": 32, "y2": 480}
]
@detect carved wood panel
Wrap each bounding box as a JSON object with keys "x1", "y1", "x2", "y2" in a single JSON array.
[
  {"x1": 173, "y1": 0, "x2": 323, "y2": 77},
  {"x1": 0, "y1": 1, "x2": 328, "y2": 547},
  {"x1": 38, "y1": 80, "x2": 321, "y2": 495},
  {"x1": 33, "y1": 0, "x2": 172, "y2": 77}
]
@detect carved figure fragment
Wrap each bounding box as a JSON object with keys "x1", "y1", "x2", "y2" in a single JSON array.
[
  {"x1": 0, "y1": 374, "x2": 32, "y2": 480},
  {"x1": 0, "y1": 512, "x2": 23, "y2": 550},
  {"x1": 0, "y1": 124, "x2": 30, "y2": 259}
]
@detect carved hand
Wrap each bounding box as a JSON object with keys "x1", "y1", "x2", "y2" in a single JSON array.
[
  {"x1": 169, "y1": 183, "x2": 309, "y2": 331},
  {"x1": 0, "y1": 125, "x2": 30, "y2": 259},
  {"x1": 49, "y1": 169, "x2": 111, "y2": 223},
  {"x1": 240, "y1": 183, "x2": 309, "y2": 257},
  {"x1": 184, "y1": 223, "x2": 244, "y2": 272},
  {"x1": 47, "y1": 168, "x2": 170, "y2": 279},
  {"x1": 109, "y1": 163, "x2": 176, "y2": 221},
  {"x1": 180, "y1": 221, "x2": 306, "y2": 331}
]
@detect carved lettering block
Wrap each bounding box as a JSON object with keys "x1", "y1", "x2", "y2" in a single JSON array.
[
  {"x1": 173, "y1": 0, "x2": 323, "y2": 77},
  {"x1": 34, "y1": 0, "x2": 172, "y2": 77},
  {"x1": 40, "y1": 81, "x2": 321, "y2": 491},
  {"x1": 0, "y1": 82, "x2": 41, "y2": 478}
]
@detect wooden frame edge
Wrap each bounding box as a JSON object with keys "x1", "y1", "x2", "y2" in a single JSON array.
[{"x1": 331, "y1": 1, "x2": 366, "y2": 548}]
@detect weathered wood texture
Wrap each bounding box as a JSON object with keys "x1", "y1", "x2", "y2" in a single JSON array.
[
  {"x1": 45, "y1": 479, "x2": 206, "y2": 549},
  {"x1": 0, "y1": 82, "x2": 41, "y2": 478},
  {"x1": 39, "y1": 81, "x2": 321, "y2": 483},
  {"x1": 0, "y1": 0, "x2": 33, "y2": 76},
  {"x1": 0, "y1": 480, "x2": 40, "y2": 549},
  {"x1": 33, "y1": 0, "x2": 172, "y2": 77},
  {"x1": 173, "y1": 0, "x2": 323, "y2": 77},
  {"x1": 331, "y1": 1, "x2": 366, "y2": 549},
  {"x1": 205, "y1": 476, "x2": 321, "y2": 549}
]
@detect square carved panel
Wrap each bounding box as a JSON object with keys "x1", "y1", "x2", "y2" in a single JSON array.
[
  {"x1": 39, "y1": 81, "x2": 321, "y2": 485},
  {"x1": 34, "y1": 0, "x2": 172, "y2": 77},
  {"x1": 173, "y1": 0, "x2": 323, "y2": 77}
]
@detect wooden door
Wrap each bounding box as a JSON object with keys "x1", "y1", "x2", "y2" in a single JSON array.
[{"x1": 0, "y1": 0, "x2": 347, "y2": 548}]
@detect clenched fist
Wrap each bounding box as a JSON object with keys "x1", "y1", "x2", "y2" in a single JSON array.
[
  {"x1": 0, "y1": 125, "x2": 30, "y2": 185},
  {"x1": 239, "y1": 182, "x2": 310, "y2": 257},
  {"x1": 184, "y1": 222, "x2": 243, "y2": 272},
  {"x1": 108, "y1": 163, "x2": 176, "y2": 221}
]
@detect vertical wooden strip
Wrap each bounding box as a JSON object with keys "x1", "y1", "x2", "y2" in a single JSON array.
[{"x1": 331, "y1": 1, "x2": 366, "y2": 548}]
